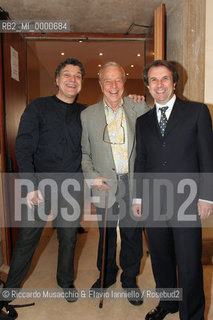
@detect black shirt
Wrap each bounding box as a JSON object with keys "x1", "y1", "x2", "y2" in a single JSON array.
[{"x1": 15, "y1": 95, "x2": 86, "y2": 181}]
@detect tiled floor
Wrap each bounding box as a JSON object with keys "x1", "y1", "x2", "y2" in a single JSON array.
[{"x1": 0, "y1": 223, "x2": 212, "y2": 320}]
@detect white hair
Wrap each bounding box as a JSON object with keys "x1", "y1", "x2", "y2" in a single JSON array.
[{"x1": 99, "y1": 61, "x2": 126, "y2": 82}]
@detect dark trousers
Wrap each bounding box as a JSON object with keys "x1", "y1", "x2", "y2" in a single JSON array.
[
  {"x1": 5, "y1": 193, "x2": 81, "y2": 290},
  {"x1": 146, "y1": 226, "x2": 205, "y2": 320},
  {"x1": 96, "y1": 176, "x2": 143, "y2": 286}
]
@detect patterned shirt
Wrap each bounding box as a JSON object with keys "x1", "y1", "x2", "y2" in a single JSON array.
[{"x1": 104, "y1": 100, "x2": 128, "y2": 174}]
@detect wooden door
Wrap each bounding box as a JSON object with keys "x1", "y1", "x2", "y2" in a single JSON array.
[
  {"x1": 145, "y1": 3, "x2": 166, "y2": 106},
  {"x1": 0, "y1": 31, "x2": 27, "y2": 264},
  {"x1": 154, "y1": 3, "x2": 165, "y2": 60}
]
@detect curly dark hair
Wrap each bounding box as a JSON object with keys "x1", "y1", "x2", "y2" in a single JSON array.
[
  {"x1": 143, "y1": 60, "x2": 179, "y2": 86},
  {"x1": 54, "y1": 57, "x2": 85, "y2": 83}
]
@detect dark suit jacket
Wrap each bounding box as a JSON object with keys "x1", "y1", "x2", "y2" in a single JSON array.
[{"x1": 134, "y1": 97, "x2": 213, "y2": 220}]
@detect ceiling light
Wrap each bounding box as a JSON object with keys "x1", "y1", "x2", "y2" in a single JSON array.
[
  {"x1": 137, "y1": 53, "x2": 141, "y2": 57},
  {"x1": 79, "y1": 40, "x2": 83, "y2": 43},
  {"x1": 99, "y1": 52, "x2": 103, "y2": 56},
  {"x1": 98, "y1": 64, "x2": 102, "y2": 67},
  {"x1": 126, "y1": 73, "x2": 129, "y2": 76},
  {"x1": 61, "y1": 52, "x2": 65, "y2": 56},
  {"x1": 131, "y1": 64, "x2": 134, "y2": 68}
]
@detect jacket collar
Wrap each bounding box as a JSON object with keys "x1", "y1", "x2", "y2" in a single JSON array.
[{"x1": 146, "y1": 97, "x2": 185, "y2": 137}]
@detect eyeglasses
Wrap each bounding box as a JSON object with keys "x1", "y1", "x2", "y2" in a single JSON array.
[{"x1": 103, "y1": 113, "x2": 125, "y2": 145}]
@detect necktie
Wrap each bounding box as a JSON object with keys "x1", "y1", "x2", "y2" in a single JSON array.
[{"x1": 159, "y1": 106, "x2": 168, "y2": 136}]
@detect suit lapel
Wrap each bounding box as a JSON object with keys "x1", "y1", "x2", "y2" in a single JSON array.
[
  {"x1": 164, "y1": 98, "x2": 185, "y2": 136},
  {"x1": 146, "y1": 98, "x2": 186, "y2": 138},
  {"x1": 146, "y1": 106, "x2": 161, "y2": 137},
  {"x1": 123, "y1": 97, "x2": 136, "y2": 159},
  {"x1": 96, "y1": 101, "x2": 116, "y2": 166}
]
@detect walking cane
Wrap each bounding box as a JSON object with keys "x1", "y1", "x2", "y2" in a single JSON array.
[{"x1": 99, "y1": 190, "x2": 109, "y2": 309}]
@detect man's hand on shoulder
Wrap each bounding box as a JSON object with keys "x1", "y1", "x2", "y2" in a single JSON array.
[
  {"x1": 128, "y1": 94, "x2": 145, "y2": 103},
  {"x1": 198, "y1": 200, "x2": 213, "y2": 219}
]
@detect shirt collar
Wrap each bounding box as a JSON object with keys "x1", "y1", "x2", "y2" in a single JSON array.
[
  {"x1": 103, "y1": 98, "x2": 124, "y2": 112},
  {"x1": 156, "y1": 94, "x2": 176, "y2": 112}
]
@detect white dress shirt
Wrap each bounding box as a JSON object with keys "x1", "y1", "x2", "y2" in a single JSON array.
[{"x1": 156, "y1": 94, "x2": 176, "y2": 123}]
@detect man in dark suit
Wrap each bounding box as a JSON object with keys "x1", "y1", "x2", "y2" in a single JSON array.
[{"x1": 133, "y1": 60, "x2": 213, "y2": 320}]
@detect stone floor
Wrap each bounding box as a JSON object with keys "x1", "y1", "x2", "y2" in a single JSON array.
[{"x1": 0, "y1": 223, "x2": 212, "y2": 320}]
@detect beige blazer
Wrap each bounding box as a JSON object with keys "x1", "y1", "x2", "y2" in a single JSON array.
[{"x1": 81, "y1": 97, "x2": 149, "y2": 208}]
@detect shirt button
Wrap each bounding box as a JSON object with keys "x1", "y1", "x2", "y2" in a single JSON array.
[
  {"x1": 162, "y1": 142, "x2": 166, "y2": 147},
  {"x1": 162, "y1": 161, "x2": 167, "y2": 166}
]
